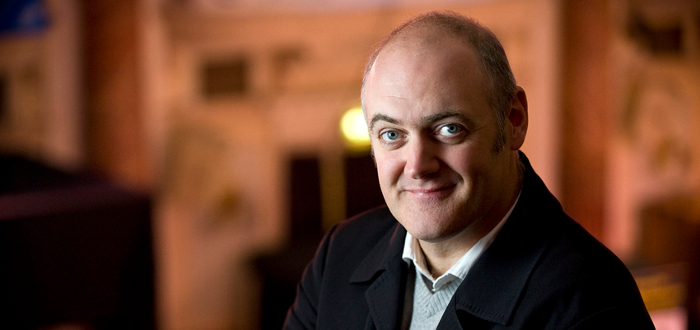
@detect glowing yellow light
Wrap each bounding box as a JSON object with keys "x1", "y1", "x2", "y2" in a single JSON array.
[{"x1": 340, "y1": 106, "x2": 370, "y2": 149}]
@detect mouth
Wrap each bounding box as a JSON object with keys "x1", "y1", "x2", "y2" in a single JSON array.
[{"x1": 404, "y1": 184, "x2": 456, "y2": 198}]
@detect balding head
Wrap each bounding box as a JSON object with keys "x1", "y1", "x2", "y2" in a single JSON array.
[{"x1": 361, "y1": 11, "x2": 517, "y2": 150}]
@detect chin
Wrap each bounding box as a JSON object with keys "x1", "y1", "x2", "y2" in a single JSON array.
[{"x1": 395, "y1": 209, "x2": 464, "y2": 241}]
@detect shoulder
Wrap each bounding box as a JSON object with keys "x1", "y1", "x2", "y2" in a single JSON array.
[
  {"x1": 322, "y1": 205, "x2": 400, "y2": 258},
  {"x1": 298, "y1": 205, "x2": 402, "y2": 302},
  {"x1": 511, "y1": 154, "x2": 636, "y2": 289},
  {"x1": 517, "y1": 203, "x2": 653, "y2": 324},
  {"x1": 493, "y1": 154, "x2": 652, "y2": 326},
  {"x1": 529, "y1": 219, "x2": 652, "y2": 326},
  {"x1": 537, "y1": 216, "x2": 635, "y2": 290},
  {"x1": 284, "y1": 205, "x2": 400, "y2": 329},
  {"x1": 332, "y1": 205, "x2": 396, "y2": 240},
  {"x1": 507, "y1": 174, "x2": 640, "y2": 303}
]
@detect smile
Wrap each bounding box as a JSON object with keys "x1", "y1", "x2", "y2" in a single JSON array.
[{"x1": 403, "y1": 185, "x2": 456, "y2": 198}]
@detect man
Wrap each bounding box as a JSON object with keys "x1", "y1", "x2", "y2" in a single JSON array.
[{"x1": 284, "y1": 11, "x2": 654, "y2": 329}]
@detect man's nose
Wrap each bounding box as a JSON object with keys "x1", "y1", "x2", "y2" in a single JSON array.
[{"x1": 404, "y1": 138, "x2": 439, "y2": 179}]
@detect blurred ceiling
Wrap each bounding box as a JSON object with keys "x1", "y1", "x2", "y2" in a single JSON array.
[{"x1": 181, "y1": 0, "x2": 492, "y2": 14}]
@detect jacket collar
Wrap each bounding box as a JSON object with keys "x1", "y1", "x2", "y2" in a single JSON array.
[
  {"x1": 349, "y1": 210, "x2": 408, "y2": 330},
  {"x1": 349, "y1": 208, "x2": 406, "y2": 284}
]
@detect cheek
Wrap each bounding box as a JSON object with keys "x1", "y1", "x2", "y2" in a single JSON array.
[
  {"x1": 442, "y1": 147, "x2": 477, "y2": 173},
  {"x1": 374, "y1": 152, "x2": 402, "y2": 185}
]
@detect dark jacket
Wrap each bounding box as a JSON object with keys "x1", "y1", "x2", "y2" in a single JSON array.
[{"x1": 284, "y1": 154, "x2": 654, "y2": 329}]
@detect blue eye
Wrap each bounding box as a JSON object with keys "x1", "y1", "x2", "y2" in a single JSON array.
[
  {"x1": 439, "y1": 124, "x2": 461, "y2": 136},
  {"x1": 381, "y1": 130, "x2": 400, "y2": 141}
]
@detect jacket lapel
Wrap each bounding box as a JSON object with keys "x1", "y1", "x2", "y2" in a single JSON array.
[{"x1": 349, "y1": 220, "x2": 408, "y2": 330}]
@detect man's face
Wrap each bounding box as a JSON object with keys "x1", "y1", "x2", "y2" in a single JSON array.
[{"x1": 363, "y1": 37, "x2": 518, "y2": 243}]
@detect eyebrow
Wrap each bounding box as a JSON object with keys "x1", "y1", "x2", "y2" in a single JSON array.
[
  {"x1": 424, "y1": 110, "x2": 467, "y2": 124},
  {"x1": 369, "y1": 113, "x2": 398, "y2": 131},
  {"x1": 369, "y1": 110, "x2": 471, "y2": 131}
]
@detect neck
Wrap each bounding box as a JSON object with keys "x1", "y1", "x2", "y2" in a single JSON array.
[{"x1": 417, "y1": 239, "x2": 470, "y2": 278}]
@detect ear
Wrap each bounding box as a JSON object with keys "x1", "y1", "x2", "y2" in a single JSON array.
[{"x1": 508, "y1": 86, "x2": 528, "y2": 150}]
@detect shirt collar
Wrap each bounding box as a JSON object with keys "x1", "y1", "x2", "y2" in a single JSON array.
[{"x1": 402, "y1": 191, "x2": 521, "y2": 291}]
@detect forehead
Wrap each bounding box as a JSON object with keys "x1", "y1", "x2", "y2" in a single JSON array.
[{"x1": 364, "y1": 34, "x2": 489, "y2": 126}]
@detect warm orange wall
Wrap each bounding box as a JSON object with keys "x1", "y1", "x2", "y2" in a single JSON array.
[
  {"x1": 561, "y1": 0, "x2": 612, "y2": 240},
  {"x1": 82, "y1": 0, "x2": 153, "y2": 191}
]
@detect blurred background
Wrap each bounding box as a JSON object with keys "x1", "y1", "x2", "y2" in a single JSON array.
[{"x1": 0, "y1": 0, "x2": 698, "y2": 329}]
